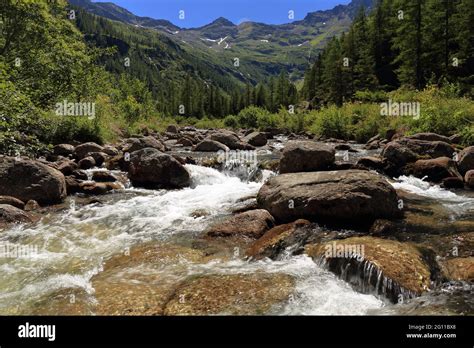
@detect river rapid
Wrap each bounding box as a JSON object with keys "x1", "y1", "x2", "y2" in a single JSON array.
[{"x1": 0, "y1": 142, "x2": 472, "y2": 315}]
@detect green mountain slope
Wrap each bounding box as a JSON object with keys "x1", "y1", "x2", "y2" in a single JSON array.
[{"x1": 69, "y1": 0, "x2": 374, "y2": 83}]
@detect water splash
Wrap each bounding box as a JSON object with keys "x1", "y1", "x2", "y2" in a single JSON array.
[
  {"x1": 0, "y1": 165, "x2": 263, "y2": 313},
  {"x1": 392, "y1": 175, "x2": 474, "y2": 216},
  {"x1": 186, "y1": 255, "x2": 384, "y2": 315}
]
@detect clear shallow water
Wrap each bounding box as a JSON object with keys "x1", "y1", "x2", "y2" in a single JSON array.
[
  {"x1": 189, "y1": 255, "x2": 384, "y2": 315},
  {"x1": 0, "y1": 164, "x2": 388, "y2": 315}
]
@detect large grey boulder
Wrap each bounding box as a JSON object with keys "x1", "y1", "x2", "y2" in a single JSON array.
[
  {"x1": 74, "y1": 142, "x2": 104, "y2": 160},
  {"x1": 0, "y1": 204, "x2": 32, "y2": 224},
  {"x1": 279, "y1": 141, "x2": 335, "y2": 174},
  {"x1": 206, "y1": 209, "x2": 275, "y2": 238},
  {"x1": 123, "y1": 136, "x2": 166, "y2": 153},
  {"x1": 257, "y1": 170, "x2": 400, "y2": 224},
  {"x1": 457, "y1": 146, "x2": 474, "y2": 176},
  {"x1": 0, "y1": 157, "x2": 66, "y2": 204},
  {"x1": 407, "y1": 157, "x2": 462, "y2": 182},
  {"x1": 244, "y1": 132, "x2": 268, "y2": 147},
  {"x1": 210, "y1": 130, "x2": 255, "y2": 150},
  {"x1": 128, "y1": 148, "x2": 190, "y2": 189},
  {"x1": 194, "y1": 139, "x2": 229, "y2": 152}
]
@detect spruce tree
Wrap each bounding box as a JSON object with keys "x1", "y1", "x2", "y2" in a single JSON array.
[{"x1": 393, "y1": 0, "x2": 425, "y2": 89}]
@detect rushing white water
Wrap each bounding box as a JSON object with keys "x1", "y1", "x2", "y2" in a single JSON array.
[
  {"x1": 392, "y1": 175, "x2": 474, "y2": 216},
  {"x1": 189, "y1": 255, "x2": 384, "y2": 315},
  {"x1": 0, "y1": 164, "x2": 384, "y2": 315}
]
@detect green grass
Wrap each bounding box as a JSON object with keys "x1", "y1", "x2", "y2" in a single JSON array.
[
  {"x1": 4, "y1": 86, "x2": 473, "y2": 158},
  {"x1": 69, "y1": 86, "x2": 474, "y2": 147}
]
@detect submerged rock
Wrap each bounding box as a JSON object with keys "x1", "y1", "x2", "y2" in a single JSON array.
[
  {"x1": 27, "y1": 288, "x2": 94, "y2": 316},
  {"x1": 279, "y1": 141, "x2": 335, "y2": 174},
  {"x1": 257, "y1": 170, "x2": 401, "y2": 225},
  {"x1": 371, "y1": 190, "x2": 474, "y2": 236},
  {"x1": 374, "y1": 282, "x2": 473, "y2": 315},
  {"x1": 0, "y1": 157, "x2": 66, "y2": 204},
  {"x1": 163, "y1": 273, "x2": 294, "y2": 315},
  {"x1": 206, "y1": 209, "x2": 275, "y2": 238},
  {"x1": 78, "y1": 182, "x2": 121, "y2": 195},
  {"x1": 305, "y1": 236, "x2": 432, "y2": 302},
  {"x1": 65, "y1": 177, "x2": 121, "y2": 195},
  {"x1": 441, "y1": 257, "x2": 474, "y2": 281},
  {"x1": 92, "y1": 243, "x2": 207, "y2": 315}
]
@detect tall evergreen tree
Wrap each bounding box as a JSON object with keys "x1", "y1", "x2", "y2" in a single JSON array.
[
  {"x1": 393, "y1": 0, "x2": 425, "y2": 89},
  {"x1": 453, "y1": 0, "x2": 474, "y2": 95},
  {"x1": 321, "y1": 38, "x2": 345, "y2": 105},
  {"x1": 370, "y1": 0, "x2": 399, "y2": 88},
  {"x1": 351, "y1": 7, "x2": 378, "y2": 91}
]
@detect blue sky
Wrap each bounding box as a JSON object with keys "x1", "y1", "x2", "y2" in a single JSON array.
[{"x1": 93, "y1": 0, "x2": 351, "y2": 28}]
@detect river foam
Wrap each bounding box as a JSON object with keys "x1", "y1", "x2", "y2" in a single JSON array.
[{"x1": 0, "y1": 164, "x2": 384, "y2": 315}]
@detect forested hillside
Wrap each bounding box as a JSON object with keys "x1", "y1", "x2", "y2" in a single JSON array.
[
  {"x1": 302, "y1": 0, "x2": 474, "y2": 105},
  {"x1": 1, "y1": 0, "x2": 473, "y2": 157},
  {"x1": 70, "y1": 0, "x2": 374, "y2": 82}
]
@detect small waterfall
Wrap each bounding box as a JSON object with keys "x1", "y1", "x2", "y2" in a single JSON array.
[
  {"x1": 189, "y1": 255, "x2": 384, "y2": 315},
  {"x1": 86, "y1": 170, "x2": 93, "y2": 181},
  {"x1": 222, "y1": 159, "x2": 260, "y2": 182},
  {"x1": 316, "y1": 256, "x2": 418, "y2": 303}
]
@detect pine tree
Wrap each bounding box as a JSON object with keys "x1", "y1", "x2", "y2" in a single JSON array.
[
  {"x1": 277, "y1": 70, "x2": 289, "y2": 108},
  {"x1": 341, "y1": 30, "x2": 356, "y2": 98},
  {"x1": 351, "y1": 7, "x2": 378, "y2": 91},
  {"x1": 393, "y1": 0, "x2": 425, "y2": 89},
  {"x1": 255, "y1": 84, "x2": 268, "y2": 107},
  {"x1": 453, "y1": 0, "x2": 474, "y2": 94},
  {"x1": 370, "y1": 0, "x2": 399, "y2": 88},
  {"x1": 244, "y1": 83, "x2": 252, "y2": 107},
  {"x1": 423, "y1": 0, "x2": 457, "y2": 83},
  {"x1": 321, "y1": 38, "x2": 344, "y2": 105}
]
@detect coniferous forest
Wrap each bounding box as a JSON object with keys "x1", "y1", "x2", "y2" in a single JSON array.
[{"x1": 1, "y1": 0, "x2": 473, "y2": 155}]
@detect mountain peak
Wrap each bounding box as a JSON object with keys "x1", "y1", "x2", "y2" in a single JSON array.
[
  {"x1": 300, "y1": 0, "x2": 374, "y2": 25},
  {"x1": 208, "y1": 17, "x2": 235, "y2": 27}
]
